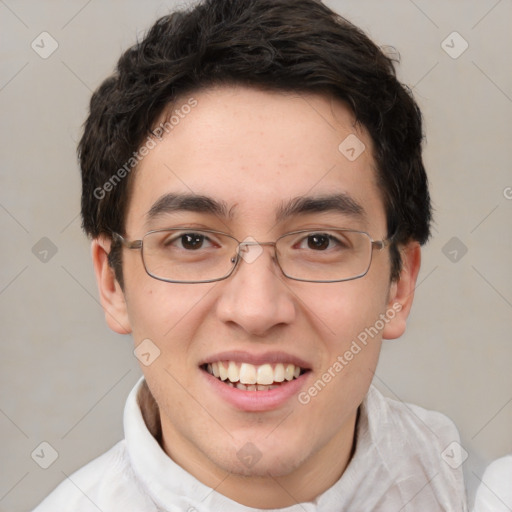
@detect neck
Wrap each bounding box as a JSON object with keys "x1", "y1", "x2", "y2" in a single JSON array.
[{"x1": 157, "y1": 409, "x2": 358, "y2": 508}]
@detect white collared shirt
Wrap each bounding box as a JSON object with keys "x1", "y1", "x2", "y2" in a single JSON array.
[{"x1": 33, "y1": 378, "x2": 467, "y2": 511}]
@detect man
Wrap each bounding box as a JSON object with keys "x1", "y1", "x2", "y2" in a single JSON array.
[{"x1": 34, "y1": 0, "x2": 467, "y2": 510}]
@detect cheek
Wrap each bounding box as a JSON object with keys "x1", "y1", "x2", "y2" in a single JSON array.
[
  {"x1": 299, "y1": 279, "x2": 388, "y2": 396},
  {"x1": 296, "y1": 283, "x2": 386, "y2": 433},
  {"x1": 124, "y1": 269, "x2": 216, "y2": 346},
  {"x1": 299, "y1": 278, "x2": 390, "y2": 347}
]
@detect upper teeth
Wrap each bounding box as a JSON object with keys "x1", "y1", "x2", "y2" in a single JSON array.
[{"x1": 206, "y1": 361, "x2": 302, "y2": 385}]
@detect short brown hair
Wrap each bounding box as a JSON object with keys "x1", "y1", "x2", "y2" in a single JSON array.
[{"x1": 79, "y1": 0, "x2": 431, "y2": 286}]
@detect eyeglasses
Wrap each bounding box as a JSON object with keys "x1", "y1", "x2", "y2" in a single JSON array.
[{"x1": 112, "y1": 227, "x2": 394, "y2": 284}]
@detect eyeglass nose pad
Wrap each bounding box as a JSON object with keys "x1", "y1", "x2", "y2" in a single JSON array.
[{"x1": 237, "y1": 238, "x2": 265, "y2": 264}]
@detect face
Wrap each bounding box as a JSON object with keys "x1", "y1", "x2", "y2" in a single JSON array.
[{"x1": 94, "y1": 85, "x2": 418, "y2": 505}]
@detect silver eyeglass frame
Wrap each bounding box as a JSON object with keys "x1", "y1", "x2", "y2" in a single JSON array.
[{"x1": 111, "y1": 228, "x2": 395, "y2": 284}]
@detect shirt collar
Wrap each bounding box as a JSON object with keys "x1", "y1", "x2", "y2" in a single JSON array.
[{"x1": 123, "y1": 377, "x2": 429, "y2": 511}]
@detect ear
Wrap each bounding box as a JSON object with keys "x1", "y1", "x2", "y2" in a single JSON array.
[
  {"x1": 382, "y1": 241, "x2": 421, "y2": 340},
  {"x1": 91, "y1": 236, "x2": 132, "y2": 335}
]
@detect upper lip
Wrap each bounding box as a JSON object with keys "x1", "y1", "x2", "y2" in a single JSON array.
[{"x1": 199, "y1": 350, "x2": 312, "y2": 370}]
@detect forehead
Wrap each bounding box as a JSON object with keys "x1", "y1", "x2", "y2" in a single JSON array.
[{"x1": 126, "y1": 86, "x2": 385, "y2": 233}]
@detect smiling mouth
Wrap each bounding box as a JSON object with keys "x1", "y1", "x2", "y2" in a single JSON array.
[{"x1": 201, "y1": 361, "x2": 309, "y2": 391}]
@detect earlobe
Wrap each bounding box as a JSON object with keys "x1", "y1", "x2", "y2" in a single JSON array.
[
  {"x1": 382, "y1": 242, "x2": 421, "y2": 340},
  {"x1": 91, "y1": 237, "x2": 132, "y2": 335}
]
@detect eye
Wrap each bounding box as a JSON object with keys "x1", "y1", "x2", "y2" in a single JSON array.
[
  {"x1": 306, "y1": 233, "x2": 331, "y2": 250},
  {"x1": 164, "y1": 232, "x2": 214, "y2": 250},
  {"x1": 297, "y1": 233, "x2": 347, "y2": 251}
]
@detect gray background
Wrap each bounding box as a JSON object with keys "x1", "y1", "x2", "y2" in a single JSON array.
[{"x1": 1, "y1": 0, "x2": 511, "y2": 510}]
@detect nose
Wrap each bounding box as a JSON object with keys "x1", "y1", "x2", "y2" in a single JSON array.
[{"x1": 215, "y1": 243, "x2": 296, "y2": 337}]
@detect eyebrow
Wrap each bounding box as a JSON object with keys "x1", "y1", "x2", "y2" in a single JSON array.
[
  {"x1": 145, "y1": 192, "x2": 365, "y2": 226},
  {"x1": 275, "y1": 193, "x2": 366, "y2": 223},
  {"x1": 145, "y1": 193, "x2": 232, "y2": 226}
]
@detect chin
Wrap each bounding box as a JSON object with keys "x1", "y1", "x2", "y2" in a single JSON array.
[{"x1": 209, "y1": 437, "x2": 312, "y2": 478}]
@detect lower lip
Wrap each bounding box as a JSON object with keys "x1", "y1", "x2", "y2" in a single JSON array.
[{"x1": 201, "y1": 368, "x2": 310, "y2": 412}]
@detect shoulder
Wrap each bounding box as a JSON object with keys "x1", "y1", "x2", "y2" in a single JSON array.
[
  {"x1": 481, "y1": 454, "x2": 512, "y2": 479},
  {"x1": 32, "y1": 441, "x2": 155, "y2": 512},
  {"x1": 360, "y1": 385, "x2": 468, "y2": 509},
  {"x1": 365, "y1": 384, "x2": 461, "y2": 445},
  {"x1": 473, "y1": 455, "x2": 512, "y2": 512}
]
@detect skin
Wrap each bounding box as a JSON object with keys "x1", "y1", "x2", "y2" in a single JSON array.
[{"x1": 92, "y1": 86, "x2": 421, "y2": 508}]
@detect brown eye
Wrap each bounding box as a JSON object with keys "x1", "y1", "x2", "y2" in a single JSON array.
[
  {"x1": 307, "y1": 234, "x2": 331, "y2": 250},
  {"x1": 162, "y1": 232, "x2": 211, "y2": 250},
  {"x1": 180, "y1": 233, "x2": 206, "y2": 250}
]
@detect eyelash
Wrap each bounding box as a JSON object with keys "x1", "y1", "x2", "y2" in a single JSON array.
[{"x1": 160, "y1": 230, "x2": 350, "y2": 251}]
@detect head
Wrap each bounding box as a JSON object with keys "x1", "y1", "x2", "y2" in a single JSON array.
[{"x1": 82, "y1": 0, "x2": 430, "y2": 506}]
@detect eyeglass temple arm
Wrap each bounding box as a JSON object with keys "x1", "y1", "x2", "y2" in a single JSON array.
[
  {"x1": 112, "y1": 233, "x2": 142, "y2": 250},
  {"x1": 372, "y1": 231, "x2": 397, "y2": 251}
]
